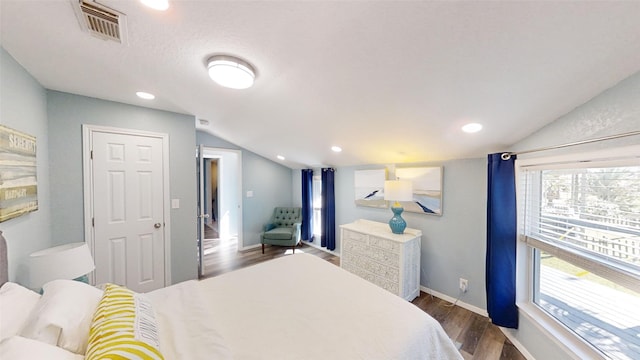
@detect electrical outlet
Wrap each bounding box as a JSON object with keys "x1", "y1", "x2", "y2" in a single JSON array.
[{"x1": 459, "y1": 278, "x2": 468, "y2": 293}]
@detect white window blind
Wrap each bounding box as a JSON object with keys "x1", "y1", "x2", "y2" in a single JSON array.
[{"x1": 520, "y1": 161, "x2": 640, "y2": 293}]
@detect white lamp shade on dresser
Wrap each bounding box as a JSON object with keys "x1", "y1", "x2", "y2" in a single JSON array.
[
  {"x1": 29, "y1": 242, "x2": 95, "y2": 289},
  {"x1": 384, "y1": 180, "x2": 413, "y2": 202}
]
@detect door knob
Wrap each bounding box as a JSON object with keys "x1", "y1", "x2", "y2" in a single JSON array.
[{"x1": 154, "y1": 223, "x2": 162, "y2": 229}]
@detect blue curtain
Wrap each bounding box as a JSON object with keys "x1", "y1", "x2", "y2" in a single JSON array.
[
  {"x1": 301, "y1": 169, "x2": 314, "y2": 242},
  {"x1": 321, "y1": 168, "x2": 336, "y2": 251},
  {"x1": 486, "y1": 153, "x2": 519, "y2": 329}
]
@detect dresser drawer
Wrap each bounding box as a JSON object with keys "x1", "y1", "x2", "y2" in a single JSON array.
[
  {"x1": 368, "y1": 247, "x2": 399, "y2": 268},
  {"x1": 342, "y1": 239, "x2": 370, "y2": 255},
  {"x1": 342, "y1": 229, "x2": 368, "y2": 243},
  {"x1": 369, "y1": 236, "x2": 400, "y2": 254},
  {"x1": 343, "y1": 257, "x2": 398, "y2": 294},
  {"x1": 342, "y1": 260, "x2": 377, "y2": 284},
  {"x1": 376, "y1": 277, "x2": 399, "y2": 294},
  {"x1": 342, "y1": 250, "x2": 399, "y2": 282},
  {"x1": 343, "y1": 234, "x2": 400, "y2": 269}
]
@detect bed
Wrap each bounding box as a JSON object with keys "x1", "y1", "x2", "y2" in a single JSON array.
[{"x1": 0, "y1": 231, "x2": 463, "y2": 359}]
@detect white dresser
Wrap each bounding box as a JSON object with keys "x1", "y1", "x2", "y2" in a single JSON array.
[{"x1": 340, "y1": 219, "x2": 421, "y2": 301}]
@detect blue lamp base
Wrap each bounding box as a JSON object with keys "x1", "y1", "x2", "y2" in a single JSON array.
[
  {"x1": 74, "y1": 274, "x2": 90, "y2": 284},
  {"x1": 388, "y1": 206, "x2": 407, "y2": 234}
]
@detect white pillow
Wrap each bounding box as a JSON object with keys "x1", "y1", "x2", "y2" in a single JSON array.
[
  {"x1": 20, "y1": 279, "x2": 103, "y2": 354},
  {"x1": 0, "y1": 282, "x2": 41, "y2": 342},
  {"x1": 0, "y1": 336, "x2": 84, "y2": 360}
]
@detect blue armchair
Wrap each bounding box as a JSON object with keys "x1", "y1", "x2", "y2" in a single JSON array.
[{"x1": 261, "y1": 207, "x2": 302, "y2": 254}]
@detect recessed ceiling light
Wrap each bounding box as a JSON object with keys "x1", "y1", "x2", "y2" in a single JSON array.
[
  {"x1": 462, "y1": 123, "x2": 483, "y2": 133},
  {"x1": 207, "y1": 55, "x2": 256, "y2": 90},
  {"x1": 140, "y1": 0, "x2": 169, "y2": 11},
  {"x1": 331, "y1": 146, "x2": 342, "y2": 153},
  {"x1": 277, "y1": 155, "x2": 285, "y2": 161},
  {"x1": 136, "y1": 91, "x2": 155, "y2": 100}
]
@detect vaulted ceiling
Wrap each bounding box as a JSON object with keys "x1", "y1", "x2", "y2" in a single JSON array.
[{"x1": 2, "y1": 1, "x2": 639, "y2": 168}]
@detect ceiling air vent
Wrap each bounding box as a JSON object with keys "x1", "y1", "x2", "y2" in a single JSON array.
[{"x1": 72, "y1": 0, "x2": 128, "y2": 44}]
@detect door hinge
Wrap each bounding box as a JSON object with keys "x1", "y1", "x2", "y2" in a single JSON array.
[
  {"x1": 92, "y1": 218, "x2": 95, "y2": 227},
  {"x1": 90, "y1": 150, "x2": 93, "y2": 159}
]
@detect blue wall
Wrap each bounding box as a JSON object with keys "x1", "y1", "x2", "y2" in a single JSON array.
[{"x1": 0, "y1": 47, "x2": 52, "y2": 285}]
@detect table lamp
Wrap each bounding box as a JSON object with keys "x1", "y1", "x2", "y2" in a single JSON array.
[
  {"x1": 29, "y1": 242, "x2": 95, "y2": 290},
  {"x1": 384, "y1": 180, "x2": 413, "y2": 234}
]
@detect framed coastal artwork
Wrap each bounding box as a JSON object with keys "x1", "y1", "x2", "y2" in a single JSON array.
[
  {"x1": 395, "y1": 166, "x2": 443, "y2": 216},
  {"x1": 354, "y1": 169, "x2": 387, "y2": 208},
  {"x1": 0, "y1": 125, "x2": 38, "y2": 222}
]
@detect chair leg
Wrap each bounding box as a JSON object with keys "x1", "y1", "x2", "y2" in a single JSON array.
[
  {"x1": 292, "y1": 246, "x2": 295, "y2": 254},
  {"x1": 262, "y1": 243, "x2": 265, "y2": 254}
]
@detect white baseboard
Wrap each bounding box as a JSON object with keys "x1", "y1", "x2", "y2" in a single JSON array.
[
  {"x1": 301, "y1": 240, "x2": 340, "y2": 256},
  {"x1": 499, "y1": 327, "x2": 536, "y2": 360},
  {"x1": 420, "y1": 286, "x2": 488, "y2": 317}
]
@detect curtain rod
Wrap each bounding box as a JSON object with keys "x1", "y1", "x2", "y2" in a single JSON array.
[{"x1": 500, "y1": 130, "x2": 640, "y2": 160}]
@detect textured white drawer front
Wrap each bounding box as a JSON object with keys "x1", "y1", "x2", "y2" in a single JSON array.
[
  {"x1": 343, "y1": 229, "x2": 368, "y2": 243},
  {"x1": 340, "y1": 220, "x2": 421, "y2": 301},
  {"x1": 342, "y1": 251, "x2": 399, "y2": 282},
  {"x1": 342, "y1": 240, "x2": 370, "y2": 255},
  {"x1": 369, "y1": 236, "x2": 400, "y2": 254},
  {"x1": 342, "y1": 260, "x2": 376, "y2": 284},
  {"x1": 368, "y1": 247, "x2": 399, "y2": 268}
]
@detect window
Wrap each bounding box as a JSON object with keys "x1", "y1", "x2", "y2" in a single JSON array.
[
  {"x1": 312, "y1": 175, "x2": 322, "y2": 237},
  {"x1": 519, "y1": 150, "x2": 640, "y2": 360}
]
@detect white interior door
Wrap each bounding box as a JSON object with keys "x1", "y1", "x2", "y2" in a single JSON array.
[{"x1": 89, "y1": 129, "x2": 167, "y2": 293}]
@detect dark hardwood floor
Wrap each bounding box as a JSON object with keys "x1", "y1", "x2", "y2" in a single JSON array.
[
  {"x1": 201, "y1": 238, "x2": 338, "y2": 277},
  {"x1": 202, "y1": 240, "x2": 526, "y2": 360},
  {"x1": 411, "y1": 294, "x2": 526, "y2": 360}
]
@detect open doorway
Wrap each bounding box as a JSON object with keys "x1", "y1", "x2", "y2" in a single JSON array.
[{"x1": 197, "y1": 146, "x2": 243, "y2": 278}]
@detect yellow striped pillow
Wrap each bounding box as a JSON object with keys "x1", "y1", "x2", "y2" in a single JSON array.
[{"x1": 86, "y1": 284, "x2": 164, "y2": 360}]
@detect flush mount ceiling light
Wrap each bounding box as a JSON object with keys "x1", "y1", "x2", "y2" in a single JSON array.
[
  {"x1": 207, "y1": 55, "x2": 256, "y2": 90},
  {"x1": 277, "y1": 155, "x2": 285, "y2": 161},
  {"x1": 140, "y1": 0, "x2": 169, "y2": 11},
  {"x1": 136, "y1": 91, "x2": 155, "y2": 100},
  {"x1": 462, "y1": 123, "x2": 483, "y2": 133},
  {"x1": 331, "y1": 146, "x2": 342, "y2": 153}
]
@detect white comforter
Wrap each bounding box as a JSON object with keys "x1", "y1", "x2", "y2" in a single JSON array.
[{"x1": 148, "y1": 253, "x2": 462, "y2": 360}]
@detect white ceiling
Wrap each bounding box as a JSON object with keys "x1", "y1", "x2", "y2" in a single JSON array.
[{"x1": 2, "y1": 1, "x2": 640, "y2": 168}]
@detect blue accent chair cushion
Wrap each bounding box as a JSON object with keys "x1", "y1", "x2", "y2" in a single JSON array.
[{"x1": 260, "y1": 207, "x2": 302, "y2": 253}]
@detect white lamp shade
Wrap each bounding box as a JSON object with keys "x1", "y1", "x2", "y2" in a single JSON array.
[
  {"x1": 207, "y1": 56, "x2": 255, "y2": 90},
  {"x1": 140, "y1": 0, "x2": 169, "y2": 11},
  {"x1": 30, "y1": 242, "x2": 95, "y2": 289},
  {"x1": 384, "y1": 180, "x2": 413, "y2": 202}
]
